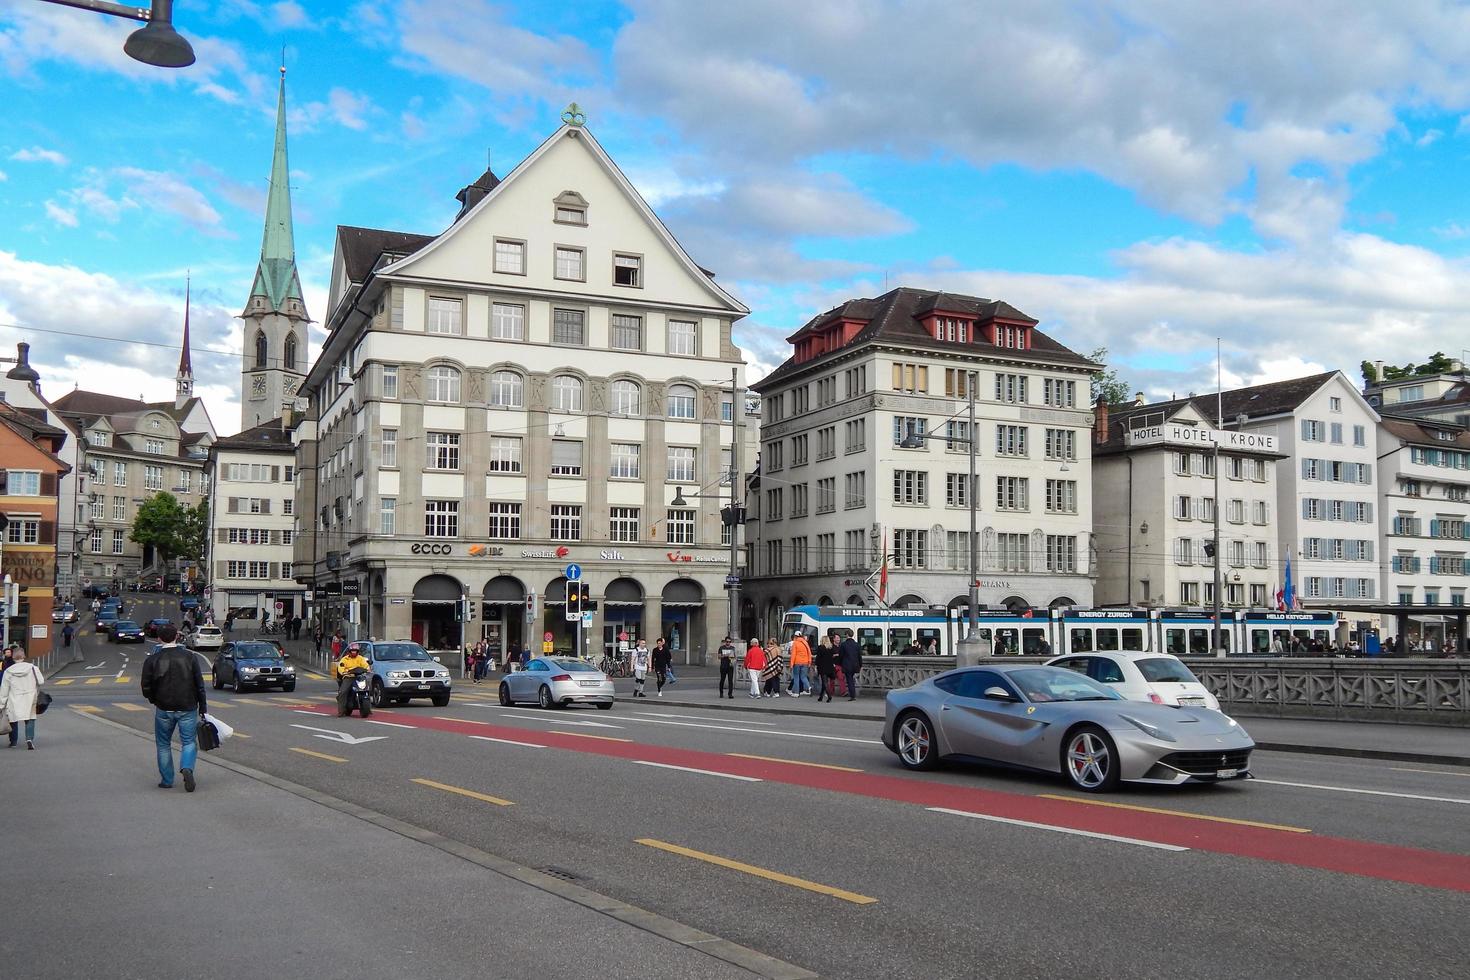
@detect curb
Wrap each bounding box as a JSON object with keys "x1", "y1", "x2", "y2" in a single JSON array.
[
  {"x1": 75, "y1": 708, "x2": 816, "y2": 980},
  {"x1": 1253, "y1": 740, "x2": 1470, "y2": 769}
]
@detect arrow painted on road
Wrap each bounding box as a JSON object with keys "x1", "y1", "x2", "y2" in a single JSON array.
[
  {"x1": 289, "y1": 723, "x2": 387, "y2": 745},
  {"x1": 84, "y1": 662, "x2": 106, "y2": 670}
]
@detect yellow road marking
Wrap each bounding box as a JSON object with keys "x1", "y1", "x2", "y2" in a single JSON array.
[
  {"x1": 110, "y1": 702, "x2": 148, "y2": 712},
  {"x1": 52, "y1": 678, "x2": 75, "y2": 686},
  {"x1": 1037, "y1": 794, "x2": 1312, "y2": 833},
  {"x1": 113, "y1": 676, "x2": 130, "y2": 683},
  {"x1": 410, "y1": 777, "x2": 513, "y2": 807},
  {"x1": 557, "y1": 732, "x2": 632, "y2": 743},
  {"x1": 289, "y1": 747, "x2": 347, "y2": 763},
  {"x1": 72, "y1": 705, "x2": 103, "y2": 714},
  {"x1": 84, "y1": 678, "x2": 102, "y2": 686},
  {"x1": 636, "y1": 839, "x2": 877, "y2": 905},
  {"x1": 727, "y1": 753, "x2": 863, "y2": 773}
]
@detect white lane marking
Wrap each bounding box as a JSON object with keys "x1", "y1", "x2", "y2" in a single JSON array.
[
  {"x1": 632, "y1": 710, "x2": 779, "y2": 726},
  {"x1": 633, "y1": 761, "x2": 763, "y2": 782},
  {"x1": 84, "y1": 661, "x2": 106, "y2": 670},
  {"x1": 1253, "y1": 778, "x2": 1470, "y2": 805},
  {"x1": 1390, "y1": 766, "x2": 1470, "y2": 779},
  {"x1": 476, "y1": 705, "x2": 875, "y2": 743},
  {"x1": 288, "y1": 723, "x2": 387, "y2": 745},
  {"x1": 469, "y1": 734, "x2": 547, "y2": 749},
  {"x1": 927, "y1": 807, "x2": 1190, "y2": 851},
  {"x1": 481, "y1": 709, "x2": 623, "y2": 730},
  {"x1": 364, "y1": 719, "x2": 416, "y2": 729}
]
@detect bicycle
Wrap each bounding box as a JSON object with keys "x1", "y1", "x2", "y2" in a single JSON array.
[{"x1": 259, "y1": 620, "x2": 284, "y2": 636}]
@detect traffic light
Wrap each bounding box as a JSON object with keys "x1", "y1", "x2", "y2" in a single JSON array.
[
  {"x1": 525, "y1": 592, "x2": 537, "y2": 623},
  {"x1": 580, "y1": 583, "x2": 594, "y2": 612},
  {"x1": 566, "y1": 580, "x2": 581, "y2": 618},
  {"x1": 1203, "y1": 541, "x2": 1217, "y2": 559}
]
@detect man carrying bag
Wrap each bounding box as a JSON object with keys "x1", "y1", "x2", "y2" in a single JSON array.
[{"x1": 140, "y1": 624, "x2": 208, "y2": 792}]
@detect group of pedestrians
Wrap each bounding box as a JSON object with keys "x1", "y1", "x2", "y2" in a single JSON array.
[
  {"x1": 463, "y1": 640, "x2": 533, "y2": 682},
  {"x1": 629, "y1": 637, "x2": 673, "y2": 697},
  {"x1": 738, "y1": 630, "x2": 862, "y2": 702}
]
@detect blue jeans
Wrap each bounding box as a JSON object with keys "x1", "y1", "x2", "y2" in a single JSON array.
[
  {"x1": 790, "y1": 664, "x2": 811, "y2": 694},
  {"x1": 154, "y1": 709, "x2": 198, "y2": 785},
  {"x1": 8, "y1": 719, "x2": 35, "y2": 745}
]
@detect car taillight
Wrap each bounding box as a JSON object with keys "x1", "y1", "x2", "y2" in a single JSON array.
[
  {"x1": 551, "y1": 674, "x2": 572, "y2": 682},
  {"x1": 1148, "y1": 692, "x2": 1165, "y2": 703}
]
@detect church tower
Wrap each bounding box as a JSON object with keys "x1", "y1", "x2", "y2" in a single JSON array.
[
  {"x1": 240, "y1": 63, "x2": 309, "y2": 429},
  {"x1": 176, "y1": 277, "x2": 194, "y2": 411}
]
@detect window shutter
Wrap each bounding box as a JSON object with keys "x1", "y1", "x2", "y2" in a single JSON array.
[
  {"x1": 262, "y1": 499, "x2": 272, "y2": 514},
  {"x1": 270, "y1": 466, "x2": 280, "y2": 481},
  {"x1": 227, "y1": 497, "x2": 239, "y2": 514},
  {"x1": 38, "y1": 520, "x2": 54, "y2": 544},
  {"x1": 216, "y1": 528, "x2": 228, "y2": 544},
  {"x1": 40, "y1": 472, "x2": 57, "y2": 496},
  {"x1": 1431, "y1": 519, "x2": 1440, "y2": 537},
  {"x1": 215, "y1": 560, "x2": 227, "y2": 579}
]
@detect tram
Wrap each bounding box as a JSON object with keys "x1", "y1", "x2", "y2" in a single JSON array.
[{"x1": 780, "y1": 605, "x2": 1340, "y2": 658}]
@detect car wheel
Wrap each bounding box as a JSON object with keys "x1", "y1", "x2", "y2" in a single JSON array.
[
  {"x1": 895, "y1": 711, "x2": 938, "y2": 771},
  {"x1": 1063, "y1": 725, "x2": 1121, "y2": 793},
  {"x1": 211, "y1": 671, "x2": 222, "y2": 690},
  {"x1": 234, "y1": 676, "x2": 247, "y2": 693},
  {"x1": 431, "y1": 694, "x2": 450, "y2": 707},
  {"x1": 498, "y1": 682, "x2": 512, "y2": 706},
  {"x1": 370, "y1": 680, "x2": 386, "y2": 708},
  {"x1": 282, "y1": 682, "x2": 296, "y2": 693},
  {"x1": 538, "y1": 686, "x2": 553, "y2": 710},
  {"x1": 596, "y1": 701, "x2": 613, "y2": 710}
]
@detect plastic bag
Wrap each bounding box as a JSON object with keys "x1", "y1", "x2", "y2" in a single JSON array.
[{"x1": 204, "y1": 712, "x2": 234, "y2": 741}]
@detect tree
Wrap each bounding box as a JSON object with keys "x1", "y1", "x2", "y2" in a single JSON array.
[
  {"x1": 181, "y1": 500, "x2": 209, "y2": 564},
  {"x1": 1362, "y1": 351, "x2": 1458, "y2": 384},
  {"x1": 1088, "y1": 346, "x2": 1132, "y2": 405},
  {"x1": 129, "y1": 492, "x2": 191, "y2": 567}
]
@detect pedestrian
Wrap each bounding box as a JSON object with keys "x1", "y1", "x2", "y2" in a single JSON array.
[
  {"x1": 1, "y1": 642, "x2": 15, "y2": 675},
  {"x1": 0, "y1": 644, "x2": 44, "y2": 749},
  {"x1": 652, "y1": 637, "x2": 672, "y2": 697},
  {"x1": 838, "y1": 630, "x2": 862, "y2": 701},
  {"x1": 762, "y1": 638, "x2": 784, "y2": 697},
  {"x1": 743, "y1": 637, "x2": 765, "y2": 698},
  {"x1": 62, "y1": 623, "x2": 75, "y2": 648},
  {"x1": 789, "y1": 630, "x2": 812, "y2": 696},
  {"x1": 716, "y1": 635, "x2": 737, "y2": 699},
  {"x1": 519, "y1": 645, "x2": 530, "y2": 668},
  {"x1": 815, "y1": 634, "x2": 837, "y2": 703},
  {"x1": 1037, "y1": 637, "x2": 1052, "y2": 657},
  {"x1": 630, "y1": 640, "x2": 651, "y2": 697},
  {"x1": 139, "y1": 624, "x2": 207, "y2": 792},
  {"x1": 331, "y1": 631, "x2": 344, "y2": 660}
]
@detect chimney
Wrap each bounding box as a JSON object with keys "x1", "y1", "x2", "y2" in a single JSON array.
[
  {"x1": 1094, "y1": 395, "x2": 1110, "y2": 446},
  {"x1": 1133, "y1": 391, "x2": 1145, "y2": 407},
  {"x1": 1373, "y1": 360, "x2": 1385, "y2": 383},
  {"x1": 6, "y1": 341, "x2": 41, "y2": 392}
]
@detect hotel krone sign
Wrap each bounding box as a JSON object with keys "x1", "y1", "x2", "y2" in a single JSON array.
[{"x1": 1126, "y1": 423, "x2": 1277, "y2": 453}]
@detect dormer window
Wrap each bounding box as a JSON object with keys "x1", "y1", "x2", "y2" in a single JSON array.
[{"x1": 553, "y1": 190, "x2": 588, "y2": 226}]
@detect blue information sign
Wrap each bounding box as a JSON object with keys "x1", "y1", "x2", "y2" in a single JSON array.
[{"x1": 565, "y1": 563, "x2": 582, "y2": 581}]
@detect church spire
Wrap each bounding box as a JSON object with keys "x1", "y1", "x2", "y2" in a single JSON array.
[
  {"x1": 176, "y1": 276, "x2": 194, "y2": 409},
  {"x1": 246, "y1": 60, "x2": 306, "y2": 317}
]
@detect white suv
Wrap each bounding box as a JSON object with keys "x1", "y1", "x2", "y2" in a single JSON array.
[
  {"x1": 190, "y1": 624, "x2": 224, "y2": 650},
  {"x1": 1045, "y1": 651, "x2": 1221, "y2": 711}
]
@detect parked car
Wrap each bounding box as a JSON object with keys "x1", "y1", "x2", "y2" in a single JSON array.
[
  {"x1": 212, "y1": 640, "x2": 296, "y2": 692},
  {"x1": 1045, "y1": 652, "x2": 1221, "y2": 711},
  {"x1": 111, "y1": 620, "x2": 146, "y2": 644},
  {"x1": 881, "y1": 664, "x2": 1253, "y2": 792},
  {"x1": 498, "y1": 657, "x2": 614, "y2": 710},
  {"x1": 144, "y1": 617, "x2": 174, "y2": 638},
  {"x1": 333, "y1": 640, "x2": 452, "y2": 707},
  {"x1": 190, "y1": 624, "x2": 224, "y2": 651},
  {"x1": 52, "y1": 604, "x2": 78, "y2": 624}
]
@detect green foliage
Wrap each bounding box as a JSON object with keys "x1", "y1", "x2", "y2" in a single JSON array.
[
  {"x1": 181, "y1": 500, "x2": 208, "y2": 563},
  {"x1": 129, "y1": 493, "x2": 191, "y2": 565},
  {"x1": 1367, "y1": 351, "x2": 1458, "y2": 383},
  {"x1": 1088, "y1": 346, "x2": 1132, "y2": 404}
]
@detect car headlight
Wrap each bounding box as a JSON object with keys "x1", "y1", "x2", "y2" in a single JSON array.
[
  {"x1": 388, "y1": 670, "x2": 408, "y2": 679},
  {"x1": 283, "y1": 665, "x2": 296, "y2": 673},
  {"x1": 436, "y1": 670, "x2": 450, "y2": 679},
  {"x1": 1121, "y1": 715, "x2": 1177, "y2": 742},
  {"x1": 240, "y1": 667, "x2": 258, "y2": 675}
]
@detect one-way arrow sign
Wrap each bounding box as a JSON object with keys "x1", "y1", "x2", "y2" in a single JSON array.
[{"x1": 290, "y1": 723, "x2": 387, "y2": 745}]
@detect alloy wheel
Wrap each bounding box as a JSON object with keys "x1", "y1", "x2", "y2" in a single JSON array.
[
  {"x1": 897, "y1": 715, "x2": 932, "y2": 768},
  {"x1": 1066, "y1": 732, "x2": 1111, "y2": 789}
]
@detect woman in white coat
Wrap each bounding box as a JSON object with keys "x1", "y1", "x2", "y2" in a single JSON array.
[{"x1": 0, "y1": 645, "x2": 44, "y2": 749}]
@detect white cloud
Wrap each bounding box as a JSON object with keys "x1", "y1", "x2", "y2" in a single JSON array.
[
  {"x1": 0, "y1": 169, "x2": 7, "y2": 182},
  {"x1": 1416, "y1": 128, "x2": 1444, "y2": 148},
  {"x1": 112, "y1": 168, "x2": 225, "y2": 233},
  {"x1": 9, "y1": 146, "x2": 68, "y2": 165},
  {"x1": 43, "y1": 201, "x2": 77, "y2": 228},
  {"x1": 288, "y1": 87, "x2": 378, "y2": 132}
]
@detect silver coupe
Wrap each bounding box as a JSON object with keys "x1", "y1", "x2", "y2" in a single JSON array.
[{"x1": 881, "y1": 664, "x2": 1253, "y2": 792}]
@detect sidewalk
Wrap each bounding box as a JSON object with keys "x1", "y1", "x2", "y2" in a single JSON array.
[
  {"x1": 604, "y1": 666, "x2": 1470, "y2": 768},
  {"x1": 0, "y1": 707, "x2": 798, "y2": 980}
]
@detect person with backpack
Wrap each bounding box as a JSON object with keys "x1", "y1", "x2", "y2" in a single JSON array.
[{"x1": 0, "y1": 644, "x2": 44, "y2": 749}]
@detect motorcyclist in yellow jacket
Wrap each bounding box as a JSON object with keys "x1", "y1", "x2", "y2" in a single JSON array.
[{"x1": 336, "y1": 648, "x2": 371, "y2": 712}]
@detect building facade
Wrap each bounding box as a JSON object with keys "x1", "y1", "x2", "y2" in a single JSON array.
[
  {"x1": 1092, "y1": 397, "x2": 1283, "y2": 612},
  {"x1": 206, "y1": 423, "x2": 304, "y2": 626},
  {"x1": 0, "y1": 401, "x2": 71, "y2": 656},
  {"x1": 291, "y1": 112, "x2": 750, "y2": 663},
  {"x1": 1363, "y1": 358, "x2": 1470, "y2": 428},
  {"x1": 743, "y1": 288, "x2": 1097, "y2": 642},
  {"x1": 1377, "y1": 418, "x2": 1469, "y2": 647}
]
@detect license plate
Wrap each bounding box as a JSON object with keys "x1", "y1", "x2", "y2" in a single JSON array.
[
  {"x1": 419, "y1": 683, "x2": 430, "y2": 689},
  {"x1": 579, "y1": 681, "x2": 600, "y2": 687},
  {"x1": 1179, "y1": 697, "x2": 1206, "y2": 706},
  {"x1": 1216, "y1": 768, "x2": 1238, "y2": 779}
]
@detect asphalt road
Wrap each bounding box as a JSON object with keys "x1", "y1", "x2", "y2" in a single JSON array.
[{"x1": 44, "y1": 609, "x2": 1469, "y2": 980}]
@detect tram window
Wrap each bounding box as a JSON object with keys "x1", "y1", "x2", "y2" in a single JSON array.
[
  {"x1": 1165, "y1": 629, "x2": 1186, "y2": 655},
  {"x1": 1251, "y1": 629, "x2": 1271, "y2": 654},
  {"x1": 1188, "y1": 629, "x2": 1210, "y2": 654},
  {"x1": 1096, "y1": 628, "x2": 1120, "y2": 651},
  {"x1": 917, "y1": 628, "x2": 943, "y2": 655},
  {"x1": 782, "y1": 624, "x2": 818, "y2": 647},
  {"x1": 994, "y1": 628, "x2": 1020, "y2": 656},
  {"x1": 889, "y1": 628, "x2": 916, "y2": 654},
  {"x1": 1022, "y1": 628, "x2": 1045, "y2": 655},
  {"x1": 1313, "y1": 630, "x2": 1330, "y2": 646},
  {"x1": 1272, "y1": 630, "x2": 1291, "y2": 651},
  {"x1": 858, "y1": 627, "x2": 884, "y2": 658},
  {"x1": 1069, "y1": 628, "x2": 1093, "y2": 653},
  {"x1": 1121, "y1": 628, "x2": 1144, "y2": 651}
]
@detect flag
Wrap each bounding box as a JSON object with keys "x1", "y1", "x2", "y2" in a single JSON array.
[
  {"x1": 1283, "y1": 549, "x2": 1296, "y2": 612},
  {"x1": 1274, "y1": 585, "x2": 1285, "y2": 611},
  {"x1": 878, "y1": 530, "x2": 889, "y2": 602}
]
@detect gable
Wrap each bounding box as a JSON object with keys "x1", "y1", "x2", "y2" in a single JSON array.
[{"x1": 382, "y1": 126, "x2": 747, "y2": 314}]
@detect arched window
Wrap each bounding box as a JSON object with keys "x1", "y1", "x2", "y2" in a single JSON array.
[
  {"x1": 611, "y1": 379, "x2": 641, "y2": 416},
  {"x1": 426, "y1": 365, "x2": 461, "y2": 403},
  {"x1": 668, "y1": 383, "x2": 696, "y2": 420},
  {"x1": 551, "y1": 375, "x2": 583, "y2": 412},
  {"x1": 284, "y1": 333, "x2": 298, "y2": 371},
  {"x1": 489, "y1": 370, "x2": 524, "y2": 408},
  {"x1": 253, "y1": 331, "x2": 267, "y2": 370}
]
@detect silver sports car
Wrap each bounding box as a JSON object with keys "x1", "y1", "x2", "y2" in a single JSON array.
[
  {"x1": 881, "y1": 664, "x2": 1253, "y2": 792},
  {"x1": 499, "y1": 657, "x2": 615, "y2": 709}
]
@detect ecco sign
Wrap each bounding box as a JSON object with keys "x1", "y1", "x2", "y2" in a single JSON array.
[{"x1": 410, "y1": 543, "x2": 453, "y2": 555}]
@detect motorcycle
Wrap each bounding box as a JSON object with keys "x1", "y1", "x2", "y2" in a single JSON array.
[{"x1": 338, "y1": 667, "x2": 373, "y2": 718}]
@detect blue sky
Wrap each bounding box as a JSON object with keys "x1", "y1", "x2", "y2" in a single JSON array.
[{"x1": 4, "y1": 0, "x2": 1470, "y2": 432}]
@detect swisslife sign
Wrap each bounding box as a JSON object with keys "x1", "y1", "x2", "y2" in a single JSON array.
[{"x1": 1126, "y1": 424, "x2": 1277, "y2": 453}]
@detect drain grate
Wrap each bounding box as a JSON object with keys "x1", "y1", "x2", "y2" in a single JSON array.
[{"x1": 537, "y1": 866, "x2": 581, "y2": 882}]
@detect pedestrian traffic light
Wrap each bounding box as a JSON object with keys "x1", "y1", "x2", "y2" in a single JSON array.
[
  {"x1": 525, "y1": 592, "x2": 537, "y2": 623},
  {"x1": 566, "y1": 580, "x2": 581, "y2": 618}
]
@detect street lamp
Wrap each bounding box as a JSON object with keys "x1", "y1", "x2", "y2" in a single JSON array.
[
  {"x1": 899, "y1": 370, "x2": 984, "y2": 665},
  {"x1": 39, "y1": 0, "x2": 195, "y2": 68}
]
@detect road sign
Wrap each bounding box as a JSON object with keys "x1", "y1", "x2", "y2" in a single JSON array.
[
  {"x1": 542, "y1": 640, "x2": 554, "y2": 653},
  {"x1": 619, "y1": 630, "x2": 629, "y2": 642},
  {"x1": 565, "y1": 563, "x2": 582, "y2": 581},
  {"x1": 543, "y1": 631, "x2": 553, "y2": 643},
  {"x1": 582, "y1": 610, "x2": 594, "y2": 626},
  {"x1": 725, "y1": 574, "x2": 740, "y2": 586}
]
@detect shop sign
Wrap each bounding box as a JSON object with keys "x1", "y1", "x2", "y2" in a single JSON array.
[
  {"x1": 467, "y1": 544, "x2": 506, "y2": 558},
  {"x1": 390, "y1": 598, "x2": 406, "y2": 605},
  {"x1": 1126, "y1": 423, "x2": 1277, "y2": 452},
  {"x1": 521, "y1": 546, "x2": 571, "y2": 559},
  {"x1": 1, "y1": 550, "x2": 56, "y2": 587},
  {"x1": 598, "y1": 549, "x2": 626, "y2": 561},
  {"x1": 342, "y1": 580, "x2": 361, "y2": 596},
  {"x1": 975, "y1": 579, "x2": 1012, "y2": 589},
  {"x1": 665, "y1": 550, "x2": 723, "y2": 564},
  {"x1": 410, "y1": 542, "x2": 453, "y2": 555}
]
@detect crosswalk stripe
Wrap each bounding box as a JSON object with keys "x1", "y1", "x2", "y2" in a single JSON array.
[
  {"x1": 84, "y1": 678, "x2": 102, "y2": 686},
  {"x1": 72, "y1": 705, "x2": 103, "y2": 714},
  {"x1": 113, "y1": 676, "x2": 130, "y2": 683},
  {"x1": 110, "y1": 703, "x2": 148, "y2": 712},
  {"x1": 53, "y1": 678, "x2": 76, "y2": 686}
]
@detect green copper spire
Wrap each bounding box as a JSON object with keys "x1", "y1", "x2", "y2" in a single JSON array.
[{"x1": 249, "y1": 62, "x2": 305, "y2": 315}]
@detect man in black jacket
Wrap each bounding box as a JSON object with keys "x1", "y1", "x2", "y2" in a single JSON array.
[
  {"x1": 838, "y1": 632, "x2": 862, "y2": 701},
  {"x1": 140, "y1": 624, "x2": 207, "y2": 792}
]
